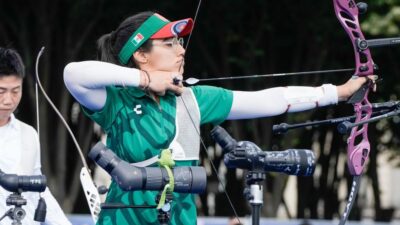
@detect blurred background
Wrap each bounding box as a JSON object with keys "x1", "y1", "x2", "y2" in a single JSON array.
[{"x1": 1, "y1": 0, "x2": 400, "y2": 224}]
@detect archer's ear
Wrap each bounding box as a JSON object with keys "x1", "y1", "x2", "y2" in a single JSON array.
[{"x1": 133, "y1": 51, "x2": 148, "y2": 64}]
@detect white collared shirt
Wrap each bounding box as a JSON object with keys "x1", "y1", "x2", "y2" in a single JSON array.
[{"x1": 0, "y1": 114, "x2": 71, "y2": 225}]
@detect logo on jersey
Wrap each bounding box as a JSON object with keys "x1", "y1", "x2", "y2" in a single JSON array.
[{"x1": 134, "y1": 104, "x2": 142, "y2": 115}]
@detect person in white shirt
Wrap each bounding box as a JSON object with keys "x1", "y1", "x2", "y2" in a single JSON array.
[{"x1": 0, "y1": 47, "x2": 71, "y2": 225}]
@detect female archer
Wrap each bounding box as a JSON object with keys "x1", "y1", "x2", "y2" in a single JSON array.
[{"x1": 63, "y1": 11, "x2": 373, "y2": 225}]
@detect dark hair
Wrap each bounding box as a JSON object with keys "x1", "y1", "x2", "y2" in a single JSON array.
[
  {"x1": 97, "y1": 11, "x2": 156, "y2": 68},
  {"x1": 0, "y1": 47, "x2": 25, "y2": 79}
]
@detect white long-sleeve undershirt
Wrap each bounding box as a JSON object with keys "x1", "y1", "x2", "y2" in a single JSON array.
[
  {"x1": 63, "y1": 61, "x2": 338, "y2": 119},
  {"x1": 64, "y1": 61, "x2": 142, "y2": 111},
  {"x1": 227, "y1": 84, "x2": 338, "y2": 119}
]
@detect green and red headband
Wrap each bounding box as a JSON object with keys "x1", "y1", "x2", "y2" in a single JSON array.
[{"x1": 118, "y1": 13, "x2": 193, "y2": 65}]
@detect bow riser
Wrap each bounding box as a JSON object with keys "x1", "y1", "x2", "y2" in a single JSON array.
[
  {"x1": 333, "y1": 0, "x2": 374, "y2": 176},
  {"x1": 347, "y1": 97, "x2": 372, "y2": 175}
]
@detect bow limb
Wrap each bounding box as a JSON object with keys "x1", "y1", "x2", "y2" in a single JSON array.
[
  {"x1": 334, "y1": 1, "x2": 375, "y2": 77},
  {"x1": 34, "y1": 47, "x2": 101, "y2": 223}
]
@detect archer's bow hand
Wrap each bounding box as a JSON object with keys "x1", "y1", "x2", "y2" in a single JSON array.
[{"x1": 337, "y1": 75, "x2": 378, "y2": 101}]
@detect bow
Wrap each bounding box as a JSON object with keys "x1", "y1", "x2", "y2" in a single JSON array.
[
  {"x1": 179, "y1": 1, "x2": 373, "y2": 224},
  {"x1": 333, "y1": 1, "x2": 374, "y2": 224},
  {"x1": 34, "y1": 47, "x2": 101, "y2": 223},
  {"x1": 181, "y1": 1, "x2": 398, "y2": 224},
  {"x1": 271, "y1": 1, "x2": 400, "y2": 223}
]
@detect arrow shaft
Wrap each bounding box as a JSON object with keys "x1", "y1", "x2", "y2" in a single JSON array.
[{"x1": 186, "y1": 68, "x2": 354, "y2": 83}]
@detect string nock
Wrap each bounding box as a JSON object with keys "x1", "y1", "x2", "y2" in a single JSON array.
[{"x1": 173, "y1": 77, "x2": 181, "y2": 85}]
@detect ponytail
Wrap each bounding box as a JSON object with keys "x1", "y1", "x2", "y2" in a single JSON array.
[
  {"x1": 97, "y1": 32, "x2": 119, "y2": 64},
  {"x1": 96, "y1": 11, "x2": 155, "y2": 68}
]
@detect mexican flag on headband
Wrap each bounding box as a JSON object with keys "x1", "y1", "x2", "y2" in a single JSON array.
[{"x1": 132, "y1": 33, "x2": 144, "y2": 46}]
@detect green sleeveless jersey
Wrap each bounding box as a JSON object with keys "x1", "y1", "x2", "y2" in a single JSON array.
[{"x1": 83, "y1": 85, "x2": 233, "y2": 225}]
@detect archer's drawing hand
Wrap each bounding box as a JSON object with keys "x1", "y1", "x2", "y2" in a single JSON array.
[{"x1": 140, "y1": 70, "x2": 184, "y2": 96}]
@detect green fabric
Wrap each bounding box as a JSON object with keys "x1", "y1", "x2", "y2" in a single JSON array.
[
  {"x1": 191, "y1": 85, "x2": 233, "y2": 125},
  {"x1": 83, "y1": 85, "x2": 233, "y2": 225}
]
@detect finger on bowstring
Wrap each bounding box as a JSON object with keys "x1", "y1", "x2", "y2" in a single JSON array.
[
  {"x1": 168, "y1": 83, "x2": 184, "y2": 95},
  {"x1": 172, "y1": 76, "x2": 182, "y2": 86},
  {"x1": 172, "y1": 75, "x2": 183, "y2": 86}
]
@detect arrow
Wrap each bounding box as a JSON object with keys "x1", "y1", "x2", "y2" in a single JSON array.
[{"x1": 184, "y1": 68, "x2": 354, "y2": 85}]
